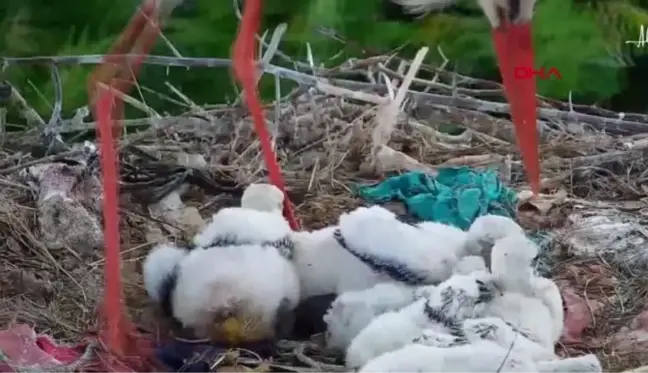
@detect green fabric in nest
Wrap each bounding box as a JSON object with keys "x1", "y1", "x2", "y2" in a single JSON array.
[{"x1": 354, "y1": 167, "x2": 518, "y2": 230}]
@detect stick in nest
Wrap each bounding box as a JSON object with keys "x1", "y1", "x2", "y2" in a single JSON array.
[{"x1": 369, "y1": 47, "x2": 437, "y2": 175}]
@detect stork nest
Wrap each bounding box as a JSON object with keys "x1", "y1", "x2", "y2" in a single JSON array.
[{"x1": 2, "y1": 54, "x2": 648, "y2": 371}]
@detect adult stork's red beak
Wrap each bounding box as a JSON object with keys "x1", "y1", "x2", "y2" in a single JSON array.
[
  {"x1": 388, "y1": 0, "x2": 540, "y2": 193},
  {"x1": 491, "y1": 6, "x2": 540, "y2": 194}
]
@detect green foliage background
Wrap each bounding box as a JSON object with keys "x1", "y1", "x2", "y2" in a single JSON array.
[{"x1": 2, "y1": 0, "x2": 648, "y2": 123}]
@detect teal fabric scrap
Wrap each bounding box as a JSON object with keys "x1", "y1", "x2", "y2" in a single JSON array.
[{"x1": 354, "y1": 167, "x2": 518, "y2": 230}]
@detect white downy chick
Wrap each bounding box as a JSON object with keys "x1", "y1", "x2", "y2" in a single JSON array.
[
  {"x1": 171, "y1": 240, "x2": 300, "y2": 342},
  {"x1": 464, "y1": 214, "x2": 525, "y2": 268},
  {"x1": 240, "y1": 183, "x2": 284, "y2": 213},
  {"x1": 166, "y1": 201, "x2": 299, "y2": 344},
  {"x1": 475, "y1": 234, "x2": 563, "y2": 360},
  {"x1": 336, "y1": 205, "x2": 463, "y2": 286},
  {"x1": 359, "y1": 342, "x2": 537, "y2": 372},
  {"x1": 142, "y1": 243, "x2": 189, "y2": 303},
  {"x1": 323, "y1": 282, "x2": 417, "y2": 351},
  {"x1": 346, "y1": 268, "x2": 496, "y2": 368}
]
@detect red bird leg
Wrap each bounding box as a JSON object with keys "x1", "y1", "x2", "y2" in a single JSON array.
[
  {"x1": 90, "y1": 0, "x2": 156, "y2": 94},
  {"x1": 95, "y1": 90, "x2": 124, "y2": 356},
  {"x1": 232, "y1": 0, "x2": 301, "y2": 229},
  {"x1": 491, "y1": 22, "x2": 540, "y2": 195},
  {"x1": 110, "y1": 16, "x2": 161, "y2": 122},
  {"x1": 89, "y1": 0, "x2": 162, "y2": 358}
]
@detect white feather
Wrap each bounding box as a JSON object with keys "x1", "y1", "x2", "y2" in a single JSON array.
[
  {"x1": 338, "y1": 206, "x2": 461, "y2": 285},
  {"x1": 290, "y1": 227, "x2": 388, "y2": 299},
  {"x1": 241, "y1": 183, "x2": 284, "y2": 212},
  {"x1": 172, "y1": 243, "x2": 299, "y2": 337},
  {"x1": 324, "y1": 282, "x2": 417, "y2": 351},
  {"x1": 193, "y1": 207, "x2": 291, "y2": 248},
  {"x1": 359, "y1": 342, "x2": 537, "y2": 372},
  {"x1": 142, "y1": 243, "x2": 189, "y2": 302}
]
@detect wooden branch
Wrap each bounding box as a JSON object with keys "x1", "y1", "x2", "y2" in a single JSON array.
[{"x1": 5, "y1": 53, "x2": 648, "y2": 138}]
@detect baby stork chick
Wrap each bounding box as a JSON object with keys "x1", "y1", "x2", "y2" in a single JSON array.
[
  {"x1": 143, "y1": 183, "x2": 299, "y2": 353},
  {"x1": 345, "y1": 262, "x2": 497, "y2": 369},
  {"x1": 464, "y1": 233, "x2": 564, "y2": 361},
  {"x1": 170, "y1": 233, "x2": 299, "y2": 345}
]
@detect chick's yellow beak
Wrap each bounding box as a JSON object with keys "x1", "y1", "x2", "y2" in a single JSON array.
[{"x1": 221, "y1": 317, "x2": 248, "y2": 345}]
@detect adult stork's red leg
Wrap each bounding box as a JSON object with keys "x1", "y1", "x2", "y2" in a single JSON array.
[
  {"x1": 89, "y1": 0, "x2": 161, "y2": 357},
  {"x1": 232, "y1": 0, "x2": 300, "y2": 229},
  {"x1": 492, "y1": 22, "x2": 540, "y2": 194}
]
